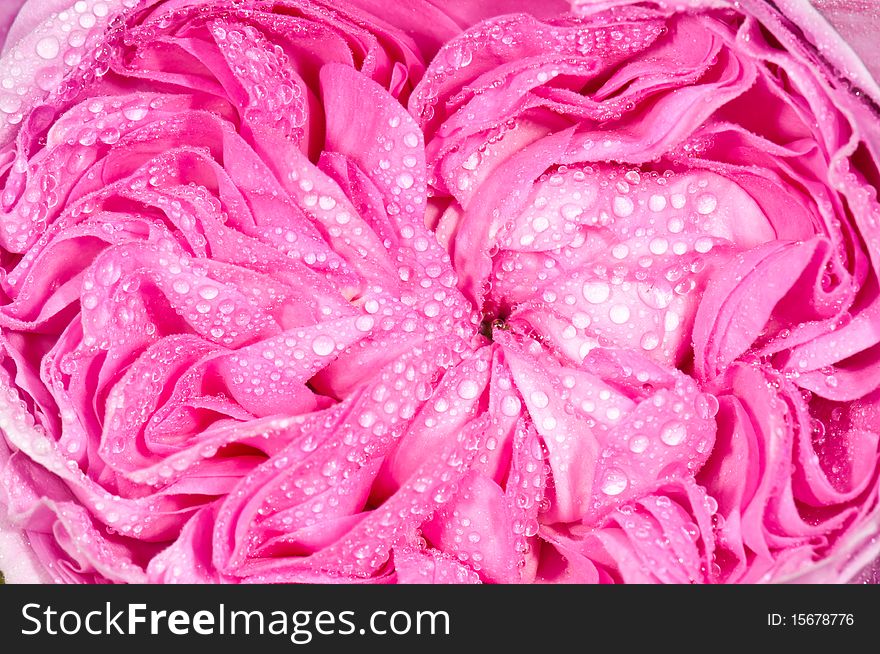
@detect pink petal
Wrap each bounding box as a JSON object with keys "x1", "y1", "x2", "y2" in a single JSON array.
[{"x1": 392, "y1": 546, "x2": 481, "y2": 584}]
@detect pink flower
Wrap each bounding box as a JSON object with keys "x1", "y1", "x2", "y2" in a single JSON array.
[
  {"x1": 408, "y1": 0, "x2": 880, "y2": 582},
  {"x1": 0, "y1": 0, "x2": 877, "y2": 585}
]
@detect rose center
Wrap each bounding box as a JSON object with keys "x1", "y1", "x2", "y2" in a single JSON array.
[{"x1": 478, "y1": 299, "x2": 512, "y2": 341}]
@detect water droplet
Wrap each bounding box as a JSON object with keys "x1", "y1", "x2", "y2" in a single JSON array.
[
  {"x1": 667, "y1": 216, "x2": 684, "y2": 233},
  {"x1": 649, "y1": 238, "x2": 668, "y2": 255},
  {"x1": 609, "y1": 304, "x2": 630, "y2": 324},
  {"x1": 612, "y1": 196, "x2": 634, "y2": 218},
  {"x1": 530, "y1": 390, "x2": 549, "y2": 409},
  {"x1": 458, "y1": 151, "x2": 480, "y2": 172},
  {"x1": 612, "y1": 244, "x2": 629, "y2": 259},
  {"x1": 560, "y1": 203, "x2": 582, "y2": 220},
  {"x1": 501, "y1": 395, "x2": 521, "y2": 417},
  {"x1": 572, "y1": 312, "x2": 591, "y2": 329},
  {"x1": 637, "y1": 281, "x2": 672, "y2": 309},
  {"x1": 694, "y1": 237, "x2": 713, "y2": 253},
  {"x1": 403, "y1": 132, "x2": 419, "y2": 147},
  {"x1": 582, "y1": 280, "x2": 611, "y2": 304},
  {"x1": 640, "y1": 332, "x2": 660, "y2": 351},
  {"x1": 99, "y1": 128, "x2": 120, "y2": 145},
  {"x1": 95, "y1": 259, "x2": 121, "y2": 286},
  {"x1": 695, "y1": 393, "x2": 720, "y2": 419},
  {"x1": 311, "y1": 335, "x2": 335, "y2": 356},
  {"x1": 629, "y1": 435, "x2": 649, "y2": 453},
  {"x1": 396, "y1": 172, "x2": 414, "y2": 189},
  {"x1": 705, "y1": 495, "x2": 719, "y2": 515},
  {"x1": 601, "y1": 468, "x2": 628, "y2": 496},
  {"x1": 123, "y1": 106, "x2": 147, "y2": 121},
  {"x1": 81, "y1": 293, "x2": 98, "y2": 310},
  {"x1": 532, "y1": 216, "x2": 549, "y2": 232},
  {"x1": 36, "y1": 36, "x2": 60, "y2": 60},
  {"x1": 695, "y1": 193, "x2": 717, "y2": 214},
  {"x1": 660, "y1": 421, "x2": 686, "y2": 446},
  {"x1": 457, "y1": 379, "x2": 480, "y2": 400},
  {"x1": 648, "y1": 194, "x2": 667, "y2": 212}
]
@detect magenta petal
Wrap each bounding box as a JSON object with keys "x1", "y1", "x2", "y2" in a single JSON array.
[
  {"x1": 2, "y1": 0, "x2": 880, "y2": 587},
  {"x1": 392, "y1": 547, "x2": 481, "y2": 584},
  {"x1": 147, "y1": 506, "x2": 222, "y2": 583},
  {"x1": 694, "y1": 238, "x2": 840, "y2": 381},
  {"x1": 376, "y1": 346, "x2": 491, "y2": 495},
  {"x1": 423, "y1": 471, "x2": 519, "y2": 583}
]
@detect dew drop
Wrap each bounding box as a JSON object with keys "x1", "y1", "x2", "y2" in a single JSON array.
[
  {"x1": 694, "y1": 236, "x2": 713, "y2": 254},
  {"x1": 532, "y1": 216, "x2": 550, "y2": 232},
  {"x1": 609, "y1": 304, "x2": 630, "y2": 324},
  {"x1": 457, "y1": 379, "x2": 480, "y2": 400},
  {"x1": 637, "y1": 281, "x2": 672, "y2": 309},
  {"x1": 530, "y1": 390, "x2": 549, "y2": 409},
  {"x1": 99, "y1": 128, "x2": 121, "y2": 145},
  {"x1": 612, "y1": 244, "x2": 629, "y2": 259},
  {"x1": 640, "y1": 331, "x2": 660, "y2": 351},
  {"x1": 582, "y1": 280, "x2": 611, "y2": 304},
  {"x1": 601, "y1": 468, "x2": 628, "y2": 496},
  {"x1": 649, "y1": 238, "x2": 669, "y2": 255},
  {"x1": 198, "y1": 286, "x2": 219, "y2": 300},
  {"x1": 355, "y1": 315, "x2": 374, "y2": 332},
  {"x1": 403, "y1": 132, "x2": 419, "y2": 147},
  {"x1": 0, "y1": 95, "x2": 22, "y2": 114},
  {"x1": 311, "y1": 334, "x2": 335, "y2": 356},
  {"x1": 36, "y1": 36, "x2": 60, "y2": 60},
  {"x1": 396, "y1": 172, "x2": 414, "y2": 189},
  {"x1": 660, "y1": 421, "x2": 686, "y2": 446},
  {"x1": 667, "y1": 216, "x2": 684, "y2": 233},
  {"x1": 695, "y1": 393, "x2": 720, "y2": 420},
  {"x1": 695, "y1": 193, "x2": 717, "y2": 215},
  {"x1": 560, "y1": 203, "x2": 583, "y2": 220},
  {"x1": 81, "y1": 293, "x2": 98, "y2": 310},
  {"x1": 500, "y1": 394, "x2": 521, "y2": 417},
  {"x1": 95, "y1": 259, "x2": 121, "y2": 286},
  {"x1": 612, "y1": 196, "x2": 634, "y2": 218},
  {"x1": 123, "y1": 106, "x2": 147, "y2": 121},
  {"x1": 572, "y1": 312, "x2": 591, "y2": 329},
  {"x1": 629, "y1": 434, "x2": 649, "y2": 453},
  {"x1": 648, "y1": 194, "x2": 667, "y2": 212}
]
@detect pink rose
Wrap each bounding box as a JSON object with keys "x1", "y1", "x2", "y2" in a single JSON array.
[
  {"x1": 0, "y1": 0, "x2": 562, "y2": 583},
  {"x1": 0, "y1": 0, "x2": 877, "y2": 585},
  {"x1": 406, "y1": 0, "x2": 880, "y2": 582}
]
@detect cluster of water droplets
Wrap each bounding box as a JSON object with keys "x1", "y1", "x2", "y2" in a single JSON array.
[
  {"x1": 407, "y1": 0, "x2": 880, "y2": 582},
  {"x1": 1, "y1": 0, "x2": 880, "y2": 584},
  {"x1": 411, "y1": 11, "x2": 668, "y2": 129},
  {"x1": 210, "y1": 20, "x2": 308, "y2": 141},
  {"x1": 482, "y1": 163, "x2": 735, "y2": 369},
  {"x1": 0, "y1": 1, "x2": 136, "y2": 139}
]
